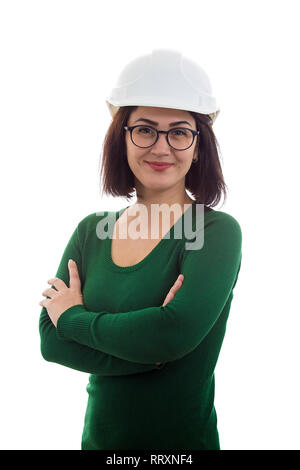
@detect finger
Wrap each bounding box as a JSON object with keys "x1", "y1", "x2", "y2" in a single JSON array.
[
  {"x1": 162, "y1": 291, "x2": 174, "y2": 307},
  {"x1": 39, "y1": 298, "x2": 50, "y2": 308},
  {"x1": 42, "y1": 287, "x2": 58, "y2": 298},
  {"x1": 68, "y1": 259, "x2": 81, "y2": 289},
  {"x1": 169, "y1": 277, "x2": 183, "y2": 295},
  {"x1": 47, "y1": 278, "x2": 66, "y2": 291},
  {"x1": 162, "y1": 275, "x2": 184, "y2": 307},
  {"x1": 171, "y1": 274, "x2": 184, "y2": 289},
  {"x1": 175, "y1": 274, "x2": 184, "y2": 285}
]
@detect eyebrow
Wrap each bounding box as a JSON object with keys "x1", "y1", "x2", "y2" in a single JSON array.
[{"x1": 132, "y1": 118, "x2": 193, "y2": 127}]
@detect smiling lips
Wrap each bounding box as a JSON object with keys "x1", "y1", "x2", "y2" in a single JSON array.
[{"x1": 146, "y1": 161, "x2": 174, "y2": 171}]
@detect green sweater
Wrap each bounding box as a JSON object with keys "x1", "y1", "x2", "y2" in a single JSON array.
[{"x1": 39, "y1": 202, "x2": 242, "y2": 450}]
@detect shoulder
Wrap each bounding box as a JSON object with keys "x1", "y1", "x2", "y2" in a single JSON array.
[
  {"x1": 191, "y1": 204, "x2": 242, "y2": 237},
  {"x1": 75, "y1": 209, "x2": 118, "y2": 242},
  {"x1": 180, "y1": 206, "x2": 242, "y2": 267},
  {"x1": 184, "y1": 205, "x2": 242, "y2": 253},
  {"x1": 205, "y1": 207, "x2": 242, "y2": 235}
]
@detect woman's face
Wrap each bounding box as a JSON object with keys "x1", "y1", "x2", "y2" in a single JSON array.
[{"x1": 125, "y1": 106, "x2": 198, "y2": 196}]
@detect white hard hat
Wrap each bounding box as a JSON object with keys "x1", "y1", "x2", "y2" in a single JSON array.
[{"x1": 106, "y1": 48, "x2": 220, "y2": 124}]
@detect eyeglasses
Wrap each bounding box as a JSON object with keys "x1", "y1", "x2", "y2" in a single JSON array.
[{"x1": 124, "y1": 125, "x2": 200, "y2": 151}]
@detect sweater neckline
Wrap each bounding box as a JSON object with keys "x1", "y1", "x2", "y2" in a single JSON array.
[{"x1": 104, "y1": 201, "x2": 196, "y2": 273}]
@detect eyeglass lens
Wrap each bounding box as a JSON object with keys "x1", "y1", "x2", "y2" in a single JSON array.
[{"x1": 131, "y1": 126, "x2": 194, "y2": 150}]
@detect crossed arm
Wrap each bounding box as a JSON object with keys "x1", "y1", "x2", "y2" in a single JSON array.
[
  {"x1": 39, "y1": 224, "x2": 183, "y2": 376},
  {"x1": 39, "y1": 213, "x2": 242, "y2": 369}
]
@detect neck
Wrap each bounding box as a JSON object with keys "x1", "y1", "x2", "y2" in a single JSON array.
[
  {"x1": 125, "y1": 190, "x2": 195, "y2": 237},
  {"x1": 135, "y1": 189, "x2": 194, "y2": 213}
]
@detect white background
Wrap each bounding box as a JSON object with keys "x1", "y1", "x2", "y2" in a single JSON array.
[{"x1": 0, "y1": 0, "x2": 299, "y2": 450}]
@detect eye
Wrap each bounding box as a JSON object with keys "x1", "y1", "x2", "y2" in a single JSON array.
[
  {"x1": 170, "y1": 129, "x2": 188, "y2": 136},
  {"x1": 137, "y1": 126, "x2": 154, "y2": 134}
]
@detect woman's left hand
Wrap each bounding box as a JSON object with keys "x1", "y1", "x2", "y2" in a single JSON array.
[{"x1": 39, "y1": 259, "x2": 84, "y2": 328}]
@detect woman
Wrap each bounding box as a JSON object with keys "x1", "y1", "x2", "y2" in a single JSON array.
[{"x1": 39, "y1": 48, "x2": 242, "y2": 450}]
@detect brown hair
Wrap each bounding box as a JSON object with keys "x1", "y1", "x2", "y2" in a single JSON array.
[{"x1": 98, "y1": 106, "x2": 227, "y2": 208}]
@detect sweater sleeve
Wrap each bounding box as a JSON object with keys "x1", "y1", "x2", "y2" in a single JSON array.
[
  {"x1": 39, "y1": 221, "x2": 163, "y2": 376},
  {"x1": 56, "y1": 214, "x2": 243, "y2": 364}
]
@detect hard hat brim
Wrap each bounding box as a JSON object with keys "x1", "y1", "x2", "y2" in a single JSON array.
[{"x1": 106, "y1": 100, "x2": 220, "y2": 124}]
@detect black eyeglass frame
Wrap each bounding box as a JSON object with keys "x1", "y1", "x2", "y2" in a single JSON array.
[{"x1": 124, "y1": 125, "x2": 200, "y2": 151}]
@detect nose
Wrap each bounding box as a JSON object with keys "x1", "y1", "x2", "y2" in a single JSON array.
[{"x1": 150, "y1": 132, "x2": 171, "y2": 154}]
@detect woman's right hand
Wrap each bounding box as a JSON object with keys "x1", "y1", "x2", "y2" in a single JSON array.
[
  {"x1": 155, "y1": 274, "x2": 184, "y2": 366},
  {"x1": 162, "y1": 274, "x2": 184, "y2": 307}
]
